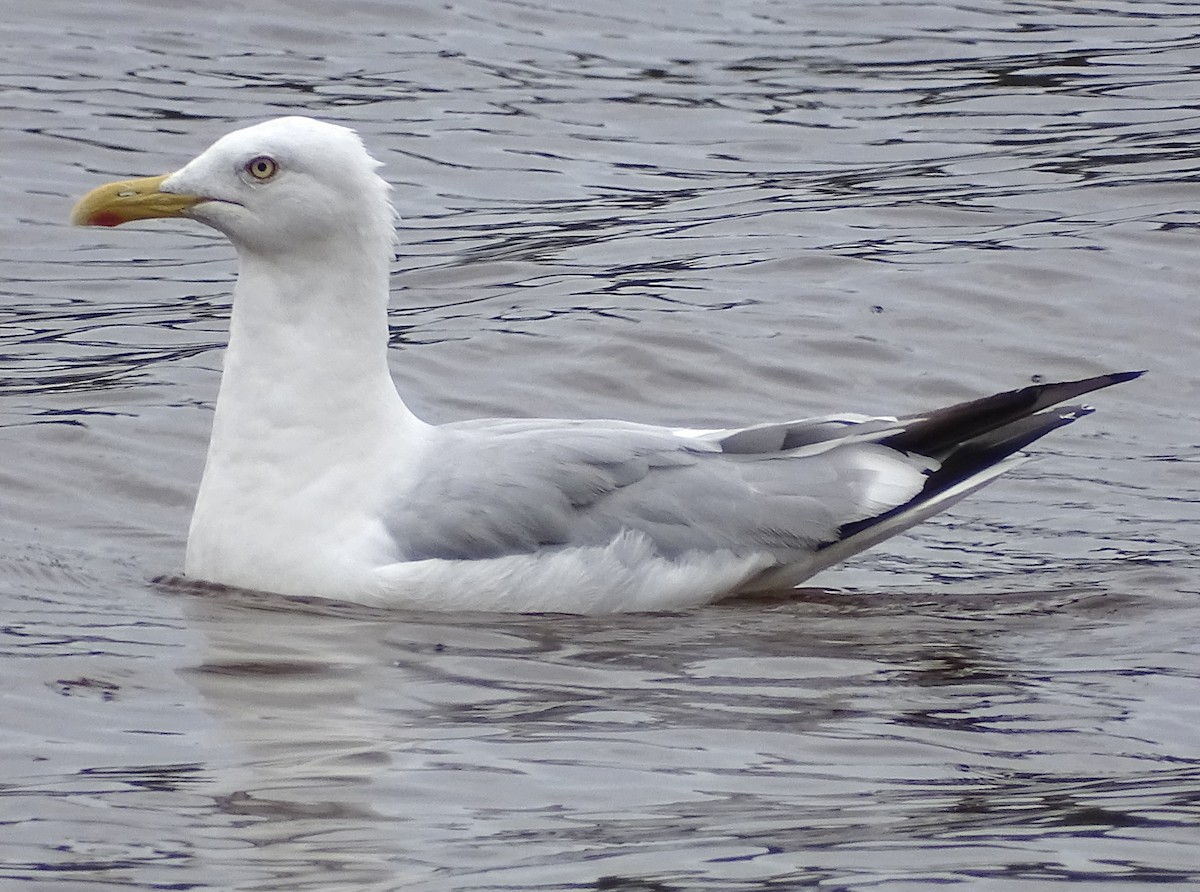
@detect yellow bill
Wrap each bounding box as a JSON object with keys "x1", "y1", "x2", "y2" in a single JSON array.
[{"x1": 70, "y1": 174, "x2": 205, "y2": 227}]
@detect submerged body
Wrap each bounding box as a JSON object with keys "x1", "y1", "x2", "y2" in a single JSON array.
[{"x1": 71, "y1": 117, "x2": 1139, "y2": 613}]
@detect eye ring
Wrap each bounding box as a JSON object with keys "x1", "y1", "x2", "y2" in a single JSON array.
[{"x1": 245, "y1": 155, "x2": 279, "y2": 181}]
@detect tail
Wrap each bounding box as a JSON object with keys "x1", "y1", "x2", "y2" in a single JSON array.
[{"x1": 808, "y1": 370, "x2": 1143, "y2": 575}]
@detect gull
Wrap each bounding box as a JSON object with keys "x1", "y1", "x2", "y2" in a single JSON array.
[{"x1": 70, "y1": 116, "x2": 1140, "y2": 612}]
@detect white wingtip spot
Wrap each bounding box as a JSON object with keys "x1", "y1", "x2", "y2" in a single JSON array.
[{"x1": 854, "y1": 446, "x2": 931, "y2": 518}]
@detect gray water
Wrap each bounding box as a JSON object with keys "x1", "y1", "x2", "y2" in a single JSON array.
[{"x1": 2, "y1": 0, "x2": 1199, "y2": 889}]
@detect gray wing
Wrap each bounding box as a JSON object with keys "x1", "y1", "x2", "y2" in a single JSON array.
[
  {"x1": 381, "y1": 371, "x2": 1140, "y2": 584},
  {"x1": 384, "y1": 415, "x2": 923, "y2": 564}
]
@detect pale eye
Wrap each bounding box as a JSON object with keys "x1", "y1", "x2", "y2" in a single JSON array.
[{"x1": 245, "y1": 155, "x2": 279, "y2": 181}]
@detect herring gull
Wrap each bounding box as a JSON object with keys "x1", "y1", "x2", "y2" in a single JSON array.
[{"x1": 70, "y1": 116, "x2": 1140, "y2": 613}]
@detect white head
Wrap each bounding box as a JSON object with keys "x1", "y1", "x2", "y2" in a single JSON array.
[{"x1": 72, "y1": 116, "x2": 398, "y2": 259}]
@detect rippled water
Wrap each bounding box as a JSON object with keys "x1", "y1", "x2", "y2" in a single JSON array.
[{"x1": 3, "y1": 0, "x2": 1199, "y2": 888}]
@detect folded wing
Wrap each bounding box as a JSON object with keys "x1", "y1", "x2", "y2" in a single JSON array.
[{"x1": 384, "y1": 371, "x2": 1141, "y2": 591}]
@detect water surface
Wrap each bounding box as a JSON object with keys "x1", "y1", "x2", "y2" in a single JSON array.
[{"x1": 2, "y1": 0, "x2": 1198, "y2": 888}]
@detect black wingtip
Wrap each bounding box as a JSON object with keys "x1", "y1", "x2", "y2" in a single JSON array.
[
  {"x1": 886, "y1": 368, "x2": 1142, "y2": 457},
  {"x1": 1031, "y1": 369, "x2": 1145, "y2": 404},
  {"x1": 1105, "y1": 369, "x2": 1147, "y2": 386}
]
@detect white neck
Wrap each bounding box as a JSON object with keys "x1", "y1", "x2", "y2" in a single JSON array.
[
  {"x1": 209, "y1": 238, "x2": 419, "y2": 452},
  {"x1": 185, "y1": 233, "x2": 429, "y2": 587}
]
